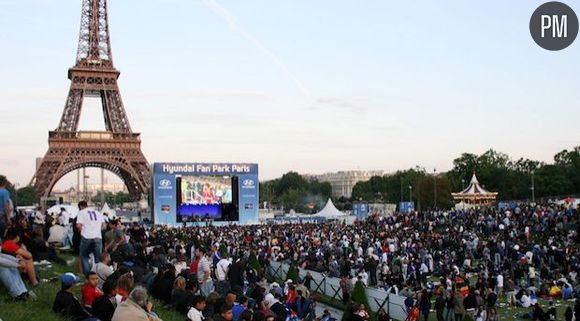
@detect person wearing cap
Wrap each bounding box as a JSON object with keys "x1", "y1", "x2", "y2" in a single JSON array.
[{"x1": 52, "y1": 272, "x2": 93, "y2": 321}]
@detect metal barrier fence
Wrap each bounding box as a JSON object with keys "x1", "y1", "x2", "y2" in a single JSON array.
[{"x1": 267, "y1": 261, "x2": 408, "y2": 321}]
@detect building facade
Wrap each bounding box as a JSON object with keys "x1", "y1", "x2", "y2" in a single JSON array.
[{"x1": 311, "y1": 170, "x2": 383, "y2": 198}]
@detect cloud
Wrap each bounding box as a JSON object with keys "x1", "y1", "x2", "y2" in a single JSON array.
[
  {"x1": 200, "y1": 0, "x2": 312, "y2": 98},
  {"x1": 0, "y1": 90, "x2": 63, "y2": 104},
  {"x1": 313, "y1": 96, "x2": 369, "y2": 113}
]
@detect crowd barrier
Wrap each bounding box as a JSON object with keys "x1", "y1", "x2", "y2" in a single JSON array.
[{"x1": 266, "y1": 261, "x2": 408, "y2": 321}]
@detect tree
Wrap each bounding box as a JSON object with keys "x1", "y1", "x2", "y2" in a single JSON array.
[
  {"x1": 15, "y1": 186, "x2": 38, "y2": 206},
  {"x1": 260, "y1": 172, "x2": 333, "y2": 212},
  {"x1": 91, "y1": 191, "x2": 115, "y2": 205},
  {"x1": 114, "y1": 192, "x2": 131, "y2": 205},
  {"x1": 248, "y1": 252, "x2": 263, "y2": 276},
  {"x1": 286, "y1": 264, "x2": 300, "y2": 283},
  {"x1": 351, "y1": 280, "x2": 373, "y2": 314},
  {"x1": 275, "y1": 172, "x2": 308, "y2": 196}
]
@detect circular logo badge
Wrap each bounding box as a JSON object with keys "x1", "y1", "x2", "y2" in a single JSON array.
[{"x1": 530, "y1": 1, "x2": 578, "y2": 50}]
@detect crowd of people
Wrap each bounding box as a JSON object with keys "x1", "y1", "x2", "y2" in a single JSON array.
[{"x1": 0, "y1": 173, "x2": 579, "y2": 321}]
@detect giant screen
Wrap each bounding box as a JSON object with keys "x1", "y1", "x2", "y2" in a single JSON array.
[{"x1": 152, "y1": 163, "x2": 259, "y2": 225}]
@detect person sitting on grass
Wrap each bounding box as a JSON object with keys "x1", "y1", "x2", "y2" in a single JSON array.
[
  {"x1": 115, "y1": 272, "x2": 135, "y2": 306},
  {"x1": 1, "y1": 228, "x2": 39, "y2": 287},
  {"x1": 187, "y1": 295, "x2": 207, "y2": 321},
  {"x1": 93, "y1": 252, "x2": 114, "y2": 290},
  {"x1": 92, "y1": 279, "x2": 118, "y2": 321},
  {"x1": 52, "y1": 272, "x2": 93, "y2": 321},
  {"x1": 112, "y1": 285, "x2": 162, "y2": 321},
  {"x1": 82, "y1": 271, "x2": 104, "y2": 311},
  {"x1": 214, "y1": 303, "x2": 234, "y2": 321},
  {"x1": 29, "y1": 225, "x2": 67, "y2": 265},
  {"x1": 0, "y1": 252, "x2": 34, "y2": 301}
]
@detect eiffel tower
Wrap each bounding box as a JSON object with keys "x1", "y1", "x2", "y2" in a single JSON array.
[{"x1": 32, "y1": 0, "x2": 150, "y2": 201}]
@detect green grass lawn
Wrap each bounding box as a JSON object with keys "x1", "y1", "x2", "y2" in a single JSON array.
[
  {"x1": 0, "y1": 258, "x2": 576, "y2": 321},
  {"x1": 0, "y1": 256, "x2": 184, "y2": 321},
  {"x1": 290, "y1": 275, "x2": 575, "y2": 321}
]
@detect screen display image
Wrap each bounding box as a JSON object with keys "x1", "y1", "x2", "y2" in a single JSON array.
[
  {"x1": 177, "y1": 175, "x2": 238, "y2": 222},
  {"x1": 181, "y1": 176, "x2": 232, "y2": 205}
]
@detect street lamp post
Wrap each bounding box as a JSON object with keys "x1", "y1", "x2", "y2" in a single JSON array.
[
  {"x1": 408, "y1": 185, "x2": 412, "y2": 202},
  {"x1": 531, "y1": 170, "x2": 535, "y2": 203},
  {"x1": 433, "y1": 168, "x2": 437, "y2": 209},
  {"x1": 461, "y1": 178, "x2": 465, "y2": 191}
]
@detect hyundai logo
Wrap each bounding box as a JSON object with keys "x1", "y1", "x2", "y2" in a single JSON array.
[
  {"x1": 159, "y1": 179, "x2": 172, "y2": 189},
  {"x1": 242, "y1": 179, "x2": 255, "y2": 188}
]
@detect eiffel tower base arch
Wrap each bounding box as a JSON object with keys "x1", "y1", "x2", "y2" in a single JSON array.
[{"x1": 33, "y1": 132, "x2": 150, "y2": 201}]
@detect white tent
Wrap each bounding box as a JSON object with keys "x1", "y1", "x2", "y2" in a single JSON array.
[
  {"x1": 313, "y1": 199, "x2": 348, "y2": 219},
  {"x1": 101, "y1": 203, "x2": 116, "y2": 217},
  {"x1": 47, "y1": 204, "x2": 79, "y2": 218}
]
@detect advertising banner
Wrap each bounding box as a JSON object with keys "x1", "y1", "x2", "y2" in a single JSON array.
[
  {"x1": 152, "y1": 163, "x2": 259, "y2": 225},
  {"x1": 352, "y1": 203, "x2": 369, "y2": 220},
  {"x1": 398, "y1": 201, "x2": 415, "y2": 213}
]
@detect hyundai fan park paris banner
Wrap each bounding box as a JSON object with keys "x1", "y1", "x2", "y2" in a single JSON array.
[{"x1": 152, "y1": 163, "x2": 259, "y2": 226}]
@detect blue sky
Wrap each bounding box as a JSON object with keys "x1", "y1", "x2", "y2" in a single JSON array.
[{"x1": 0, "y1": 0, "x2": 578, "y2": 187}]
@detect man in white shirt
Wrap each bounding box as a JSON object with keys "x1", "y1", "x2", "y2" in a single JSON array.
[
  {"x1": 496, "y1": 273, "x2": 504, "y2": 297},
  {"x1": 76, "y1": 200, "x2": 105, "y2": 276},
  {"x1": 33, "y1": 207, "x2": 45, "y2": 226},
  {"x1": 196, "y1": 248, "x2": 213, "y2": 296},
  {"x1": 519, "y1": 291, "x2": 531, "y2": 308},
  {"x1": 215, "y1": 255, "x2": 231, "y2": 297},
  {"x1": 92, "y1": 252, "x2": 114, "y2": 290}
]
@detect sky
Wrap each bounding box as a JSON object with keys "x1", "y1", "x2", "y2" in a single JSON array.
[{"x1": 0, "y1": 0, "x2": 579, "y2": 188}]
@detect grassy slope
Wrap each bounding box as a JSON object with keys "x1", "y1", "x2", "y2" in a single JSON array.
[
  {"x1": 1, "y1": 257, "x2": 575, "y2": 321},
  {"x1": 0, "y1": 256, "x2": 183, "y2": 321}
]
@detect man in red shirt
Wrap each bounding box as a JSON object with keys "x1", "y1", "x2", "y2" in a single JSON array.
[{"x1": 81, "y1": 271, "x2": 103, "y2": 310}]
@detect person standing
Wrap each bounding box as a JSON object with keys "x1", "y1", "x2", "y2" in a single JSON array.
[
  {"x1": 0, "y1": 175, "x2": 12, "y2": 239},
  {"x1": 197, "y1": 247, "x2": 213, "y2": 296},
  {"x1": 340, "y1": 275, "x2": 352, "y2": 305},
  {"x1": 454, "y1": 289, "x2": 465, "y2": 321},
  {"x1": 496, "y1": 273, "x2": 504, "y2": 299},
  {"x1": 434, "y1": 292, "x2": 446, "y2": 321},
  {"x1": 76, "y1": 201, "x2": 105, "y2": 276},
  {"x1": 215, "y1": 254, "x2": 231, "y2": 297}
]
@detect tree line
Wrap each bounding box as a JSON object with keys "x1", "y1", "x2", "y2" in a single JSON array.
[
  {"x1": 259, "y1": 171, "x2": 333, "y2": 213},
  {"x1": 351, "y1": 147, "x2": 580, "y2": 209},
  {"x1": 3, "y1": 146, "x2": 578, "y2": 210},
  {"x1": 259, "y1": 146, "x2": 579, "y2": 211}
]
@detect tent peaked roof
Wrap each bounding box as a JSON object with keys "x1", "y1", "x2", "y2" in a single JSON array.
[
  {"x1": 470, "y1": 173, "x2": 479, "y2": 185},
  {"x1": 459, "y1": 173, "x2": 493, "y2": 195},
  {"x1": 314, "y1": 199, "x2": 347, "y2": 218},
  {"x1": 101, "y1": 203, "x2": 116, "y2": 217}
]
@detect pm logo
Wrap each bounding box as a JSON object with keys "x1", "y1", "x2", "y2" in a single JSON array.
[
  {"x1": 159, "y1": 179, "x2": 172, "y2": 190},
  {"x1": 242, "y1": 179, "x2": 255, "y2": 189},
  {"x1": 530, "y1": 2, "x2": 578, "y2": 50}
]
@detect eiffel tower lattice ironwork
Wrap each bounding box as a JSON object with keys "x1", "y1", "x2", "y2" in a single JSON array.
[{"x1": 32, "y1": 0, "x2": 150, "y2": 201}]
